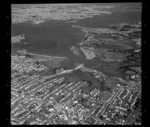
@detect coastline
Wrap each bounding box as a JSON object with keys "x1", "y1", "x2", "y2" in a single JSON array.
[{"x1": 16, "y1": 50, "x2": 68, "y2": 60}]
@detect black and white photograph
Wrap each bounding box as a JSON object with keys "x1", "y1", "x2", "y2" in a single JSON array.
[{"x1": 11, "y1": 3, "x2": 142, "y2": 125}]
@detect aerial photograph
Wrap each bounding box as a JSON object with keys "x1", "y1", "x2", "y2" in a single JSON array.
[{"x1": 11, "y1": 3, "x2": 141, "y2": 125}]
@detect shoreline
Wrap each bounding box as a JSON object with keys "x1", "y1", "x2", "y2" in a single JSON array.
[{"x1": 15, "y1": 50, "x2": 68, "y2": 60}]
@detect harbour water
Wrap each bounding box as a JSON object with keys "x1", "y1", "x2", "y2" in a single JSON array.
[
  {"x1": 11, "y1": 7, "x2": 141, "y2": 78},
  {"x1": 11, "y1": 21, "x2": 85, "y2": 60},
  {"x1": 11, "y1": 10, "x2": 141, "y2": 56},
  {"x1": 75, "y1": 11, "x2": 141, "y2": 28}
]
